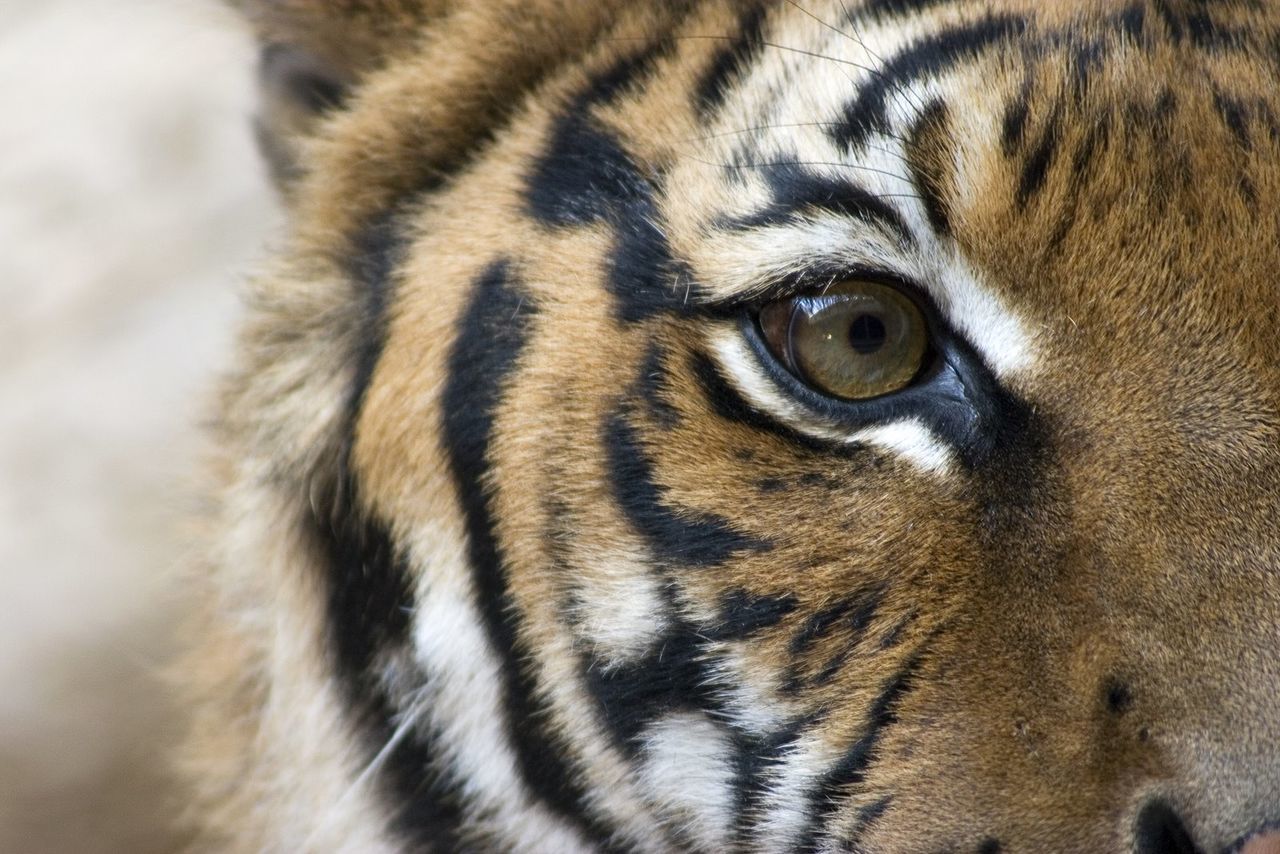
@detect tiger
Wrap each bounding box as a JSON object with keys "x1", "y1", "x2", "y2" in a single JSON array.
[{"x1": 177, "y1": 0, "x2": 1280, "y2": 851}]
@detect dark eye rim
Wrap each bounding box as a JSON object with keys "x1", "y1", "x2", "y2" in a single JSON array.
[{"x1": 738, "y1": 269, "x2": 998, "y2": 444}]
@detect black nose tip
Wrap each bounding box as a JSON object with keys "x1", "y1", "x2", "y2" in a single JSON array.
[{"x1": 1134, "y1": 801, "x2": 1203, "y2": 854}]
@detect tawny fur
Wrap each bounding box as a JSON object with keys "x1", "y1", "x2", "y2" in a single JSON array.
[{"x1": 179, "y1": 1, "x2": 1280, "y2": 851}]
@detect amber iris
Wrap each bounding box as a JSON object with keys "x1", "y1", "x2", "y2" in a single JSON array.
[{"x1": 759, "y1": 279, "x2": 930, "y2": 400}]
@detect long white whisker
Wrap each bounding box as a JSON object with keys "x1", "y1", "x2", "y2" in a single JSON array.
[{"x1": 299, "y1": 687, "x2": 431, "y2": 850}]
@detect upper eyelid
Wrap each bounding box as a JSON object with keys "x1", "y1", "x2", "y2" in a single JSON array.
[
  {"x1": 685, "y1": 223, "x2": 1036, "y2": 383},
  {"x1": 700, "y1": 267, "x2": 942, "y2": 324}
]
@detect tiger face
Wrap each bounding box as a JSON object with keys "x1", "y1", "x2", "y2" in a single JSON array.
[{"x1": 185, "y1": 1, "x2": 1280, "y2": 851}]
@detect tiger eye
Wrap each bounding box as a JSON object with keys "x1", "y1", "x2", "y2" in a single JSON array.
[{"x1": 760, "y1": 280, "x2": 929, "y2": 400}]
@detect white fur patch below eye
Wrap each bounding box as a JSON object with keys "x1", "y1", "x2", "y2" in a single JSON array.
[
  {"x1": 850, "y1": 419, "x2": 954, "y2": 475},
  {"x1": 638, "y1": 712, "x2": 736, "y2": 850},
  {"x1": 708, "y1": 329, "x2": 957, "y2": 477}
]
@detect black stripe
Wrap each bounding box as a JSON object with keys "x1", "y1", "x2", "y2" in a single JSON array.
[
  {"x1": 525, "y1": 106, "x2": 652, "y2": 229},
  {"x1": 442, "y1": 260, "x2": 621, "y2": 849},
  {"x1": 1190, "y1": 19, "x2": 1247, "y2": 50},
  {"x1": 905, "y1": 98, "x2": 954, "y2": 237},
  {"x1": 1151, "y1": 0, "x2": 1186, "y2": 42},
  {"x1": 731, "y1": 712, "x2": 827, "y2": 847},
  {"x1": 979, "y1": 838, "x2": 1004, "y2": 854},
  {"x1": 859, "y1": 0, "x2": 956, "y2": 16},
  {"x1": 316, "y1": 478, "x2": 414, "y2": 717},
  {"x1": 789, "y1": 598, "x2": 860, "y2": 658},
  {"x1": 830, "y1": 15, "x2": 1027, "y2": 152},
  {"x1": 1071, "y1": 111, "x2": 1112, "y2": 178},
  {"x1": 310, "y1": 215, "x2": 468, "y2": 850},
  {"x1": 609, "y1": 193, "x2": 696, "y2": 323},
  {"x1": 345, "y1": 213, "x2": 403, "y2": 413},
  {"x1": 756, "y1": 476, "x2": 788, "y2": 493},
  {"x1": 797, "y1": 655, "x2": 924, "y2": 852},
  {"x1": 525, "y1": 40, "x2": 670, "y2": 228},
  {"x1": 638, "y1": 342, "x2": 681, "y2": 429},
  {"x1": 784, "y1": 587, "x2": 886, "y2": 695},
  {"x1": 312, "y1": 477, "x2": 469, "y2": 851},
  {"x1": 1001, "y1": 79, "x2": 1033, "y2": 155},
  {"x1": 812, "y1": 595, "x2": 885, "y2": 688},
  {"x1": 1260, "y1": 102, "x2": 1280, "y2": 144},
  {"x1": 1211, "y1": 88, "x2": 1258, "y2": 202},
  {"x1": 710, "y1": 589, "x2": 799, "y2": 640},
  {"x1": 327, "y1": 213, "x2": 411, "y2": 674},
  {"x1": 585, "y1": 624, "x2": 721, "y2": 751},
  {"x1": 525, "y1": 43, "x2": 696, "y2": 322},
  {"x1": 846, "y1": 795, "x2": 893, "y2": 846},
  {"x1": 1118, "y1": 3, "x2": 1147, "y2": 42},
  {"x1": 1147, "y1": 0, "x2": 1253, "y2": 49},
  {"x1": 722, "y1": 160, "x2": 914, "y2": 245},
  {"x1": 604, "y1": 406, "x2": 773, "y2": 566},
  {"x1": 1015, "y1": 100, "x2": 1062, "y2": 208},
  {"x1": 697, "y1": 2, "x2": 768, "y2": 117},
  {"x1": 878, "y1": 613, "x2": 915, "y2": 650},
  {"x1": 689, "y1": 351, "x2": 836, "y2": 455},
  {"x1": 1214, "y1": 89, "x2": 1253, "y2": 150},
  {"x1": 1069, "y1": 40, "x2": 1106, "y2": 95}
]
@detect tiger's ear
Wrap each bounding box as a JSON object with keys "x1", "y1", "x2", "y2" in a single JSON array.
[{"x1": 234, "y1": 1, "x2": 448, "y2": 190}]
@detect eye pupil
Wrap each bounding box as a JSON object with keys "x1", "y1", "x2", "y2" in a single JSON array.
[{"x1": 848, "y1": 313, "x2": 887, "y2": 355}]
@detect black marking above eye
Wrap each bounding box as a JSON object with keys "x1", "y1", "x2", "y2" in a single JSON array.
[
  {"x1": 906, "y1": 98, "x2": 955, "y2": 237},
  {"x1": 723, "y1": 160, "x2": 915, "y2": 245},
  {"x1": 830, "y1": 14, "x2": 1028, "y2": 153},
  {"x1": 697, "y1": 2, "x2": 768, "y2": 117}
]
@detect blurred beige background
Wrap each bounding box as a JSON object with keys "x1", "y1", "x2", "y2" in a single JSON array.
[{"x1": 0, "y1": 1, "x2": 279, "y2": 851}]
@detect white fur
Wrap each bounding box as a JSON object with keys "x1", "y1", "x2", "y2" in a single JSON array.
[
  {"x1": 638, "y1": 712, "x2": 737, "y2": 850},
  {"x1": 852, "y1": 419, "x2": 954, "y2": 475},
  {"x1": 404, "y1": 523, "x2": 596, "y2": 852},
  {"x1": 709, "y1": 647, "x2": 792, "y2": 736},
  {"x1": 753, "y1": 726, "x2": 841, "y2": 852},
  {"x1": 571, "y1": 547, "x2": 670, "y2": 665}
]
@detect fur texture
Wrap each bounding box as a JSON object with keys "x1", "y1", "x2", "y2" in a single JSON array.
[{"x1": 181, "y1": 1, "x2": 1280, "y2": 851}]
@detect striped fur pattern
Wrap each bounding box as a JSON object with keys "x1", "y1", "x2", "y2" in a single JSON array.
[{"x1": 181, "y1": 1, "x2": 1280, "y2": 851}]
